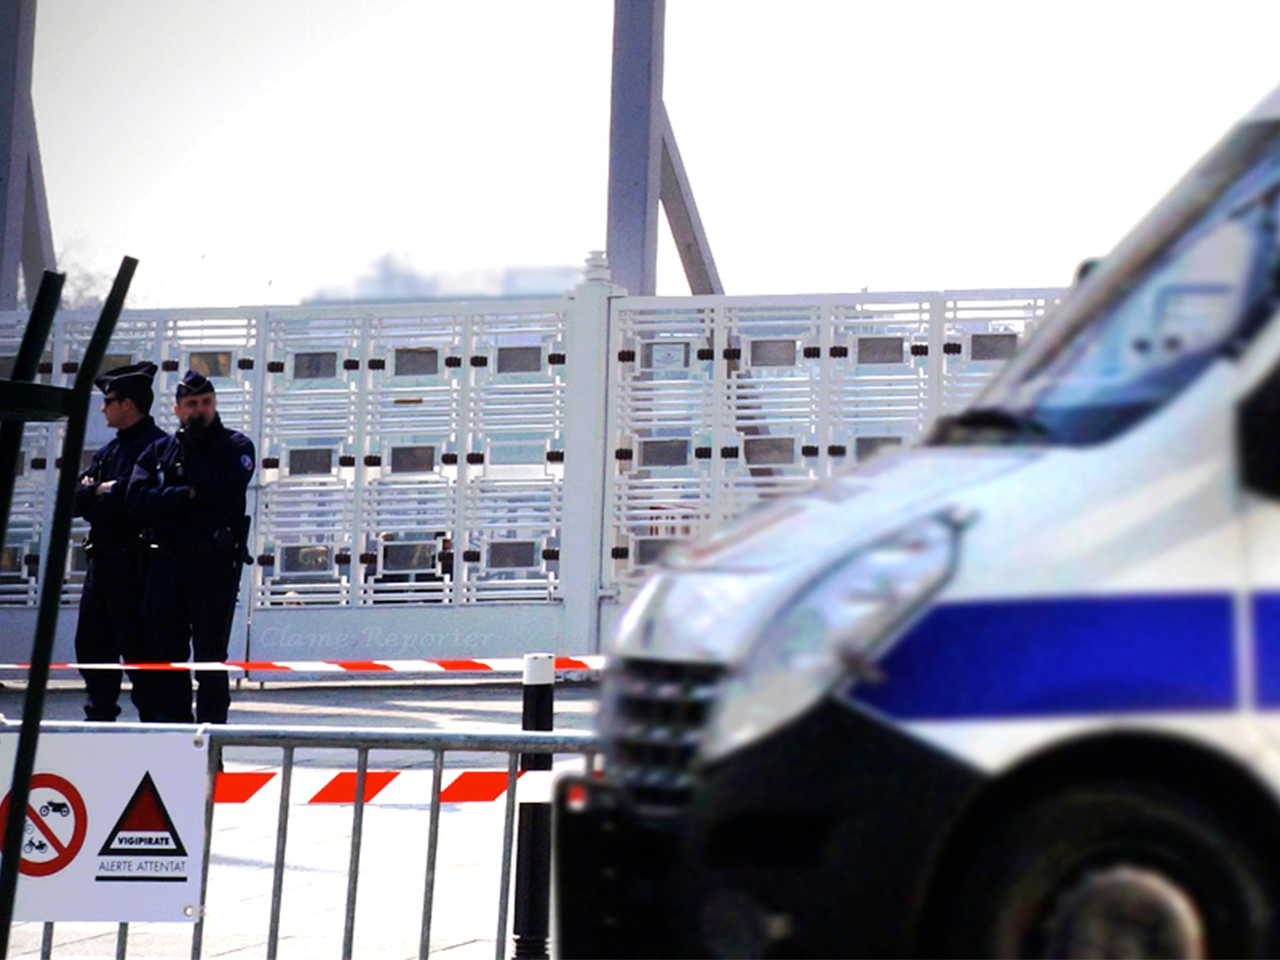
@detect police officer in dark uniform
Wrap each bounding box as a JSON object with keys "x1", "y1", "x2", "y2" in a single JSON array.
[
  {"x1": 72, "y1": 361, "x2": 168, "y2": 721},
  {"x1": 127, "y1": 370, "x2": 255, "y2": 723}
]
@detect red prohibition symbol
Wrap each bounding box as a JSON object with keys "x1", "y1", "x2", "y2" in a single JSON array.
[{"x1": 0, "y1": 774, "x2": 88, "y2": 876}]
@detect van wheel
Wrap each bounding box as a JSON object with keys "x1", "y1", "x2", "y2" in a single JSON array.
[{"x1": 930, "y1": 782, "x2": 1280, "y2": 958}]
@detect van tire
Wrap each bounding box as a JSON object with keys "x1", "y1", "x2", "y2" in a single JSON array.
[{"x1": 930, "y1": 781, "x2": 1280, "y2": 958}]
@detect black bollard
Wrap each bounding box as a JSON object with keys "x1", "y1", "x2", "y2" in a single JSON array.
[{"x1": 513, "y1": 652, "x2": 554, "y2": 959}]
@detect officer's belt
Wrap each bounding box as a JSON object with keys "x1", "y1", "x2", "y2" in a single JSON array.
[
  {"x1": 150, "y1": 540, "x2": 217, "y2": 559},
  {"x1": 83, "y1": 543, "x2": 135, "y2": 559}
]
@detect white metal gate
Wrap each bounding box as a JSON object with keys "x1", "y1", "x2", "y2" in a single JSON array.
[
  {"x1": 600, "y1": 288, "x2": 1059, "y2": 592},
  {"x1": 0, "y1": 258, "x2": 1062, "y2": 663}
]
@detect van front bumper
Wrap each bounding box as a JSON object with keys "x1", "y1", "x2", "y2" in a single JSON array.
[{"x1": 554, "y1": 698, "x2": 984, "y2": 958}]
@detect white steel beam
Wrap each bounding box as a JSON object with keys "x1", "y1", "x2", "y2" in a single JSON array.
[
  {"x1": 0, "y1": 0, "x2": 53, "y2": 309},
  {"x1": 20, "y1": 95, "x2": 54, "y2": 306},
  {"x1": 606, "y1": 0, "x2": 665, "y2": 297}
]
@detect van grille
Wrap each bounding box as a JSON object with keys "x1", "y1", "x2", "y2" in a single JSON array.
[{"x1": 601, "y1": 657, "x2": 727, "y2": 812}]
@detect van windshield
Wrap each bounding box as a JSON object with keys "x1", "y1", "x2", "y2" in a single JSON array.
[{"x1": 933, "y1": 119, "x2": 1280, "y2": 447}]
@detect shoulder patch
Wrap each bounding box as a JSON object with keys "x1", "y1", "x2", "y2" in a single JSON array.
[{"x1": 241, "y1": 454, "x2": 254, "y2": 473}]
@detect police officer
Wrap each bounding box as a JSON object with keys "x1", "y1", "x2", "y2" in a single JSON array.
[
  {"x1": 127, "y1": 370, "x2": 255, "y2": 723},
  {"x1": 72, "y1": 362, "x2": 168, "y2": 721}
]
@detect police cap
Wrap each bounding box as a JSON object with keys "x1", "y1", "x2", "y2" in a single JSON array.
[
  {"x1": 94, "y1": 361, "x2": 157, "y2": 405},
  {"x1": 176, "y1": 369, "x2": 216, "y2": 399}
]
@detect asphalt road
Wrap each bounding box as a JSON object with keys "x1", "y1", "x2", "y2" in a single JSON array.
[{"x1": 0, "y1": 676, "x2": 600, "y2": 737}]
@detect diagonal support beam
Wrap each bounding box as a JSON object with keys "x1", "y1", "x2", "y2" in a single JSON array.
[{"x1": 659, "y1": 102, "x2": 722, "y2": 296}]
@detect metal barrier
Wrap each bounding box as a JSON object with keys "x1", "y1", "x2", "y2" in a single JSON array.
[
  {"x1": 602, "y1": 288, "x2": 1062, "y2": 591},
  {"x1": 14, "y1": 721, "x2": 599, "y2": 960},
  {"x1": 0, "y1": 260, "x2": 1067, "y2": 667}
]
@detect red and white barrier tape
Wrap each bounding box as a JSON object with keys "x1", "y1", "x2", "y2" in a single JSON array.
[
  {"x1": 0, "y1": 656, "x2": 604, "y2": 673},
  {"x1": 214, "y1": 768, "x2": 562, "y2": 805}
]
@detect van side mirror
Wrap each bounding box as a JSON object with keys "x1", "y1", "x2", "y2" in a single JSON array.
[
  {"x1": 1238, "y1": 357, "x2": 1280, "y2": 498},
  {"x1": 1074, "y1": 257, "x2": 1101, "y2": 285}
]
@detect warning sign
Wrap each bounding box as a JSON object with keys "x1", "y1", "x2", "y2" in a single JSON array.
[
  {"x1": 0, "y1": 773, "x2": 88, "y2": 877},
  {"x1": 0, "y1": 729, "x2": 207, "y2": 922},
  {"x1": 96, "y1": 772, "x2": 188, "y2": 883}
]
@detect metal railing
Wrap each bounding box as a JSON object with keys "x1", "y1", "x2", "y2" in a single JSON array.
[{"x1": 16, "y1": 721, "x2": 599, "y2": 960}]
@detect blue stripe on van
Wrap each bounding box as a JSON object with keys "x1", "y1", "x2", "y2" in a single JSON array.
[
  {"x1": 1251, "y1": 593, "x2": 1280, "y2": 706},
  {"x1": 852, "y1": 595, "x2": 1235, "y2": 720}
]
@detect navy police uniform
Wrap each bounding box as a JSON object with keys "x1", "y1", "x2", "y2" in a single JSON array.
[
  {"x1": 127, "y1": 370, "x2": 255, "y2": 723},
  {"x1": 73, "y1": 362, "x2": 167, "y2": 720}
]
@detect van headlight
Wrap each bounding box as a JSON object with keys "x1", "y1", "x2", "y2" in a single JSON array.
[{"x1": 701, "y1": 512, "x2": 964, "y2": 762}]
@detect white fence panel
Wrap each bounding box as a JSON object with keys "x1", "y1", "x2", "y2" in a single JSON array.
[
  {"x1": 0, "y1": 278, "x2": 1063, "y2": 662},
  {"x1": 601, "y1": 288, "x2": 1062, "y2": 598}
]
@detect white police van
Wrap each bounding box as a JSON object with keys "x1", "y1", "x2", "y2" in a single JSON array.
[{"x1": 555, "y1": 86, "x2": 1280, "y2": 959}]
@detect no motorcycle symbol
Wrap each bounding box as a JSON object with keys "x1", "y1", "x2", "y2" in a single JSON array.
[{"x1": 0, "y1": 774, "x2": 88, "y2": 876}]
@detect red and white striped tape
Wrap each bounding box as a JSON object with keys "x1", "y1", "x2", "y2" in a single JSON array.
[
  {"x1": 213, "y1": 768, "x2": 561, "y2": 805},
  {"x1": 0, "y1": 656, "x2": 604, "y2": 674}
]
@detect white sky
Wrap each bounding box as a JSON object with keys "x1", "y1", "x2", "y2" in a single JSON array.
[{"x1": 28, "y1": 1, "x2": 1280, "y2": 307}]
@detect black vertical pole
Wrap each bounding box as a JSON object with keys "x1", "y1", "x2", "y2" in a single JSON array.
[
  {"x1": 0, "y1": 259, "x2": 134, "y2": 952},
  {"x1": 0, "y1": 271, "x2": 63, "y2": 548},
  {"x1": 512, "y1": 653, "x2": 554, "y2": 959}
]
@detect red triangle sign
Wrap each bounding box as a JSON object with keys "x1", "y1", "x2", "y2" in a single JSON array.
[{"x1": 98, "y1": 772, "x2": 187, "y2": 857}]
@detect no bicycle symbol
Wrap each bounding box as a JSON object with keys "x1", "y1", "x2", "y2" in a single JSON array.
[{"x1": 0, "y1": 774, "x2": 88, "y2": 876}]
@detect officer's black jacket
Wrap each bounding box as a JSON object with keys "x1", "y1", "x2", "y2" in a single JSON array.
[
  {"x1": 73, "y1": 415, "x2": 168, "y2": 552},
  {"x1": 126, "y1": 414, "x2": 255, "y2": 550}
]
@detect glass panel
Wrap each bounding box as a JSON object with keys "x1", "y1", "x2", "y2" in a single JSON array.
[
  {"x1": 750, "y1": 339, "x2": 796, "y2": 367},
  {"x1": 294, "y1": 352, "x2": 338, "y2": 379},
  {"x1": 0, "y1": 546, "x2": 20, "y2": 574},
  {"x1": 97, "y1": 353, "x2": 134, "y2": 377},
  {"x1": 641, "y1": 342, "x2": 690, "y2": 371},
  {"x1": 637, "y1": 538, "x2": 676, "y2": 565},
  {"x1": 496, "y1": 346, "x2": 542, "y2": 373},
  {"x1": 189, "y1": 351, "x2": 232, "y2": 378},
  {"x1": 489, "y1": 443, "x2": 545, "y2": 465},
  {"x1": 383, "y1": 541, "x2": 437, "y2": 571},
  {"x1": 488, "y1": 541, "x2": 537, "y2": 568},
  {"x1": 289, "y1": 448, "x2": 333, "y2": 475},
  {"x1": 280, "y1": 545, "x2": 332, "y2": 574},
  {"x1": 971, "y1": 333, "x2": 1018, "y2": 361},
  {"x1": 744, "y1": 437, "x2": 795, "y2": 464},
  {"x1": 640, "y1": 439, "x2": 689, "y2": 467},
  {"x1": 395, "y1": 347, "x2": 439, "y2": 376},
  {"x1": 857, "y1": 337, "x2": 904, "y2": 364},
  {"x1": 390, "y1": 446, "x2": 435, "y2": 473}
]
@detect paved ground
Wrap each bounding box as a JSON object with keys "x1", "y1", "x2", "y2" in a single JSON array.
[{"x1": 0, "y1": 677, "x2": 600, "y2": 959}]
